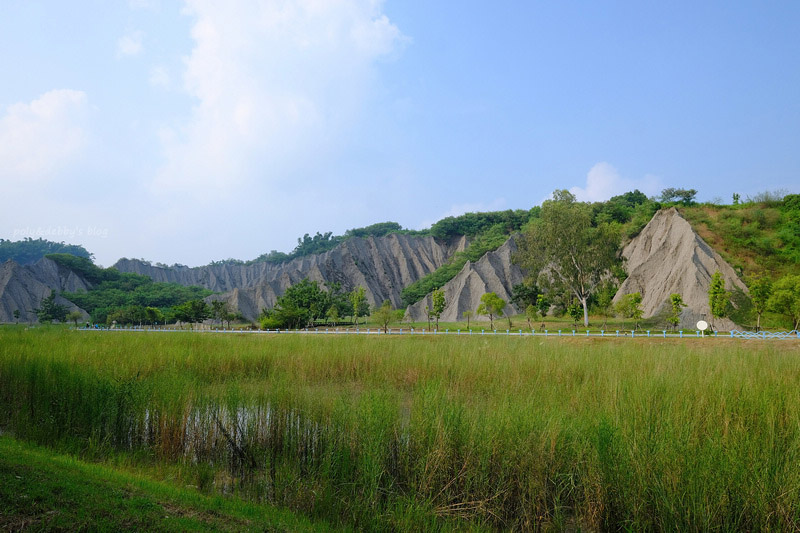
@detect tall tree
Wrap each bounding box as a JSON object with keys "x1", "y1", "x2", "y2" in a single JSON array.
[
  {"x1": 349, "y1": 286, "x2": 367, "y2": 327},
  {"x1": 12, "y1": 309, "x2": 20, "y2": 323},
  {"x1": 477, "y1": 292, "x2": 505, "y2": 330},
  {"x1": 768, "y1": 274, "x2": 800, "y2": 330},
  {"x1": 515, "y1": 190, "x2": 620, "y2": 327},
  {"x1": 430, "y1": 289, "x2": 446, "y2": 331},
  {"x1": 708, "y1": 271, "x2": 730, "y2": 330},
  {"x1": 747, "y1": 273, "x2": 773, "y2": 332}
]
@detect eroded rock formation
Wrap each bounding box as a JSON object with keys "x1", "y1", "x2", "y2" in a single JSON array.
[
  {"x1": 0, "y1": 258, "x2": 90, "y2": 323},
  {"x1": 405, "y1": 238, "x2": 523, "y2": 323},
  {"x1": 115, "y1": 234, "x2": 468, "y2": 321},
  {"x1": 612, "y1": 207, "x2": 747, "y2": 330}
]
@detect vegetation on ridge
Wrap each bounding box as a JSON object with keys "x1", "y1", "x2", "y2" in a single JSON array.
[
  {"x1": 0, "y1": 237, "x2": 92, "y2": 265},
  {"x1": 47, "y1": 254, "x2": 212, "y2": 324}
]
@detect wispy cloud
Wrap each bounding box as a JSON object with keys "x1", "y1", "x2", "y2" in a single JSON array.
[
  {"x1": 0, "y1": 89, "x2": 89, "y2": 184},
  {"x1": 117, "y1": 31, "x2": 144, "y2": 57}
]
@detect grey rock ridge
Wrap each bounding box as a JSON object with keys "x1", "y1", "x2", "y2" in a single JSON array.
[
  {"x1": 405, "y1": 238, "x2": 524, "y2": 323},
  {"x1": 114, "y1": 234, "x2": 468, "y2": 321},
  {"x1": 612, "y1": 207, "x2": 748, "y2": 330},
  {"x1": 0, "y1": 258, "x2": 90, "y2": 323}
]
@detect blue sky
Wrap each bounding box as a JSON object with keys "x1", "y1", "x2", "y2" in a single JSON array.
[{"x1": 1, "y1": 1, "x2": 798, "y2": 266}]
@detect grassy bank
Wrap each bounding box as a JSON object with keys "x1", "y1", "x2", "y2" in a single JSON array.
[
  {"x1": 2, "y1": 328, "x2": 800, "y2": 530},
  {"x1": 0, "y1": 435, "x2": 336, "y2": 532}
]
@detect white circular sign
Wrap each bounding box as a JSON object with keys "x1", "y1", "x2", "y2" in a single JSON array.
[{"x1": 697, "y1": 320, "x2": 708, "y2": 331}]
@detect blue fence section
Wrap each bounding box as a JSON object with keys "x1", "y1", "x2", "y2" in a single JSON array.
[
  {"x1": 78, "y1": 326, "x2": 800, "y2": 340},
  {"x1": 730, "y1": 330, "x2": 800, "y2": 340}
]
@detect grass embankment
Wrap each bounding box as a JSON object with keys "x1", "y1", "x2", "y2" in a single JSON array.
[
  {"x1": 680, "y1": 203, "x2": 799, "y2": 277},
  {"x1": 2, "y1": 328, "x2": 800, "y2": 530},
  {"x1": 0, "y1": 435, "x2": 335, "y2": 532}
]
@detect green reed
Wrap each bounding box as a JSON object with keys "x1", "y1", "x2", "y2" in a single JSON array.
[{"x1": 1, "y1": 327, "x2": 799, "y2": 531}]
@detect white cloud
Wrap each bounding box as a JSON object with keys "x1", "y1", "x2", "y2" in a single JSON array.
[
  {"x1": 0, "y1": 89, "x2": 88, "y2": 184},
  {"x1": 117, "y1": 31, "x2": 144, "y2": 57},
  {"x1": 570, "y1": 162, "x2": 662, "y2": 202},
  {"x1": 150, "y1": 0, "x2": 405, "y2": 203}
]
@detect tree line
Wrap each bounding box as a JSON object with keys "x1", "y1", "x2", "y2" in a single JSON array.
[{"x1": 1, "y1": 238, "x2": 92, "y2": 265}]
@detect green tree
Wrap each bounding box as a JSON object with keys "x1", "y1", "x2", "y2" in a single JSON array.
[
  {"x1": 372, "y1": 300, "x2": 394, "y2": 333},
  {"x1": 536, "y1": 294, "x2": 549, "y2": 328},
  {"x1": 567, "y1": 302, "x2": 582, "y2": 327},
  {"x1": 768, "y1": 274, "x2": 800, "y2": 330},
  {"x1": 515, "y1": 190, "x2": 620, "y2": 327},
  {"x1": 173, "y1": 300, "x2": 210, "y2": 328},
  {"x1": 349, "y1": 286, "x2": 367, "y2": 327},
  {"x1": 616, "y1": 292, "x2": 644, "y2": 330},
  {"x1": 510, "y1": 282, "x2": 539, "y2": 309},
  {"x1": 281, "y1": 279, "x2": 329, "y2": 325},
  {"x1": 144, "y1": 306, "x2": 165, "y2": 325},
  {"x1": 12, "y1": 309, "x2": 20, "y2": 323},
  {"x1": 660, "y1": 187, "x2": 698, "y2": 206},
  {"x1": 430, "y1": 289, "x2": 446, "y2": 331},
  {"x1": 748, "y1": 273, "x2": 773, "y2": 332},
  {"x1": 210, "y1": 300, "x2": 229, "y2": 325},
  {"x1": 35, "y1": 291, "x2": 68, "y2": 323},
  {"x1": 525, "y1": 304, "x2": 536, "y2": 331},
  {"x1": 462, "y1": 310, "x2": 473, "y2": 330},
  {"x1": 594, "y1": 281, "x2": 617, "y2": 328},
  {"x1": 708, "y1": 271, "x2": 730, "y2": 330},
  {"x1": 67, "y1": 310, "x2": 83, "y2": 327},
  {"x1": 326, "y1": 305, "x2": 340, "y2": 326},
  {"x1": 667, "y1": 293, "x2": 686, "y2": 330},
  {"x1": 477, "y1": 292, "x2": 505, "y2": 331}
]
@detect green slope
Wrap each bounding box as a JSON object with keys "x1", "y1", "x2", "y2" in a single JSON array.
[{"x1": 0, "y1": 435, "x2": 339, "y2": 532}]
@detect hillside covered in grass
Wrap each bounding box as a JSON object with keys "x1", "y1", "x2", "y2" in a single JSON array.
[{"x1": 680, "y1": 193, "x2": 800, "y2": 278}]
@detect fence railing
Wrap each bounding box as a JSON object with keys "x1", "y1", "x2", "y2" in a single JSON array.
[{"x1": 78, "y1": 326, "x2": 800, "y2": 340}]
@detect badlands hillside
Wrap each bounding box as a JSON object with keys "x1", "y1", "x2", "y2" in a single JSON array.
[
  {"x1": 114, "y1": 234, "x2": 468, "y2": 321},
  {"x1": 0, "y1": 206, "x2": 773, "y2": 328}
]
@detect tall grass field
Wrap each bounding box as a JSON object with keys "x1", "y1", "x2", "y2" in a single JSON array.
[{"x1": 2, "y1": 327, "x2": 800, "y2": 531}]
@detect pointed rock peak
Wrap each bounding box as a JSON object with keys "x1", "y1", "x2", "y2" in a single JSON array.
[{"x1": 615, "y1": 208, "x2": 747, "y2": 330}]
